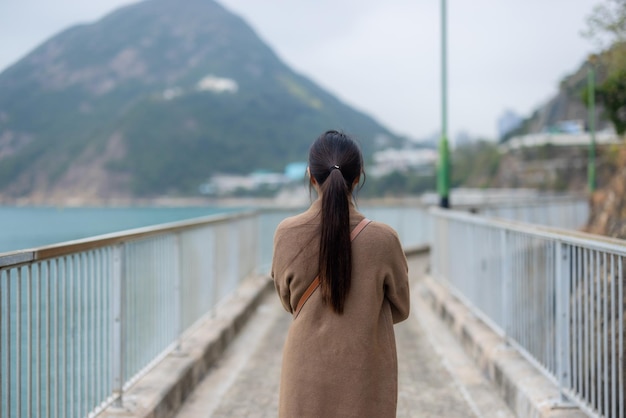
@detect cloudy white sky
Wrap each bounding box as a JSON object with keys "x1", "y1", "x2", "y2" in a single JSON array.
[{"x1": 0, "y1": 0, "x2": 600, "y2": 141}]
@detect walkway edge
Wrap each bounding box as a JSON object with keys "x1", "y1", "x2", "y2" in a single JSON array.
[
  {"x1": 418, "y1": 276, "x2": 587, "y2": 418},
  {"x1": 100, "y1": 275, "x2": 274, "y2": 418}
]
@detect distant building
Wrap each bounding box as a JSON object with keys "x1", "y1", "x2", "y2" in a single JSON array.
[
  {"x1": 454, "y1": 130, "x2": 472, "y2": 147},
  {"x1": 199, "y1": 163, "x2": 308, "y2": 196},
  {"x1": 413, "y1": 132, "x2": 440, "y2": 148},
  {"x1": 370, "y1": 148, "x2": 437, "y2": 177},
  {"x1": 497, "y1": 109, "x2": 523, "y2": 140},
  {"x1": 199, "y1": 174, "x2": 254, "y2": 195},
  {"x1": 199, "y1": 171, "x2": 287, "y2": 196},
  {"x1": 250, "y1": 170, "x2": 286, "y2": 188},
  {"x1": 284, "y1": 162, "x2": 307, "y2": 182},
  {"x1": 550, "y1": 119, "x2": 584, "y2": 134},
  {"x1": 197, "y1": 75, "x2": 239, "y2": 93}
]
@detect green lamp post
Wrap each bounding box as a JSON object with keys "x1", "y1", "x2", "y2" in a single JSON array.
[{"x1": 438, "y1": 0, "x2": 451, "y2": 208}]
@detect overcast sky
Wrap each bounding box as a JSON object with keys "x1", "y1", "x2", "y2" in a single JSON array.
[{"x1": 0, "y1": 0, "x2": 600, "y2": 142}]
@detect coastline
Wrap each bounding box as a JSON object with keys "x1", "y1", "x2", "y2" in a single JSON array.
[
  {"x1": 0, "y1": 190, "x2": 425, "y2": 209},
  {"x1": 0, "y1": 195, "x2": 299, "y2": 209}
]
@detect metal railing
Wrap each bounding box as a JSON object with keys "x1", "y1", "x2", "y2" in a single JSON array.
[
  {"x1": 431, "y1": 208, "x2": 625, "y2": 418},
  {"x1": 361, "y1": 204, "x2": 432, "y2": 249},
  {"x1": 0, "y1": 195, "x2": 603, "y2": 417},
  {"x1": 0, "y1": 202, "x2": 435, "y2": 417},
  {"x1": 476, "y1": 195, "x2": 589, "y2": 229},
  {"x1": 0, "y1": 211, "x2": 258, "y2": 418},
  {"x1": 256, "y1": 203, "x2": 434, "y2": 273}
]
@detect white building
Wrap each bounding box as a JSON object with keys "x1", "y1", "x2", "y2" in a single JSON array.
[{"x1": 370, "y1": 148, "x2": 437, "y2": 177}]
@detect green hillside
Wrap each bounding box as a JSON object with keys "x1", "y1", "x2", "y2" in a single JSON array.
[{"x1": 0, "y1": 0, "x2": 403, "y2": 198}]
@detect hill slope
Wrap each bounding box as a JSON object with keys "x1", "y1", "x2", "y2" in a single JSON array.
[
  {"x1": 0, "y1": 0, "x2": 402, "y2": 201},
  {"x1": 502, "y1": 59, "x2": 611, "y2": 141}
]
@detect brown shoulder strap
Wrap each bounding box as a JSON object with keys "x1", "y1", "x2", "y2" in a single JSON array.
[
  {"x1": 293, "y1": 276, "x2": 321, "y2": 318},
  {"x1": 293, "y1": 218, "x2": 372, "y2": 318},
  {"x1": 349, "y1": 217, "x2": 372, "y2": 241}
]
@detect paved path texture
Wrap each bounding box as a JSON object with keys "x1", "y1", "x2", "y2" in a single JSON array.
[{"x1": 175, "y1": 255, "x2": 515, "y2": 418}]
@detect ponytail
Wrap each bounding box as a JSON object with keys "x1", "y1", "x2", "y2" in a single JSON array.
[
  {"x1": 319, "y1": 168, "x2": 351, "y2": 313},
  {"x1": 308, "y1": 131, "x2": 363, "y2": 314}
]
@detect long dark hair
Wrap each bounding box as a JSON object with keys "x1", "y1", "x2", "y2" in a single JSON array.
[{"x1": 308, "y1": 130, "x2": 364, "y2": 314}]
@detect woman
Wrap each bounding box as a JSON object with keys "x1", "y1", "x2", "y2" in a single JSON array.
[{"x1": 272, "y1": 130, "x2": 410, "y2": 417}]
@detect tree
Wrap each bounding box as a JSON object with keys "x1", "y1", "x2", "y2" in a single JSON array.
[
  {"x1": 451, "y1": 141, "x2": 501, "y2": 188},
  {"x1": 596, "y1": 66, "x2": 626, "y2": 135},
  {"x1": 583, "y1": 0, "x2": 626, "y2": 47},
  {"x1": 583, "y1": 0, "x2": 626, "y2": 135}
]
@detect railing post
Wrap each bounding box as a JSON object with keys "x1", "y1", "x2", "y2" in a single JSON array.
[
  {"x1": 111, "y1": 244, "x2": 126, "y2": 407},
  {"x1": 430, "y1": 212, "x2": 439, "y2": 281},
  {"x1": 501, "y1": 229, "x2": 512, "y2": 339},
  {"x1": 229, "y1": 222, "x2": 239, "y2": 293},
  {"x1": 555, "y1": 242, "x2": 571, "y2": 402},
  {"x1": 211, "y1": 225, "x2": 220, "y2": 316},
  {"x1": 174, "y1": 233, "x2": 182, "y2": 352}
]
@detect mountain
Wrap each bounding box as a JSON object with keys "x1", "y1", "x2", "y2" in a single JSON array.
[
  {"x1": 0, "y1": 0, "x2": 403, "y2": 201},
  {"x1": 501, "y1": 59, "x2": 611, "y2": 142}
]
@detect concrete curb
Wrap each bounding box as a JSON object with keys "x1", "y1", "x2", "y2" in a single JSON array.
[
  {"x1": 418, "y1": 276, "x2": 587, "y2": 418},
  {"x1": 100, "y1": 275, "x2": 274, "y2": 418}
]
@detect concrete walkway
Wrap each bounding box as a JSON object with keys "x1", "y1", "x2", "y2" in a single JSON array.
[{"x1": 175, "y1": 255, "x2": 515, "y2": 418}]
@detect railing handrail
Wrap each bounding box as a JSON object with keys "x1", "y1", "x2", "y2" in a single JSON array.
[
  {"x1": 0, "y1": 195, "x2": 589, "y2": 268},
  {"x1": 470, "y1": 193, "x2": 588, "y2": 209},
  {"x1": 431, "y1": 206, "x2": 626, "y2": 254},
  {"x1": 0, "y1": 209, "x2": 259, "y2": 268}
]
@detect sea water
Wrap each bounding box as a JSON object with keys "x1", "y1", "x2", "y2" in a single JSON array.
[{"x1": 0, "y1": 205, "x2": 245, "y2": 254}]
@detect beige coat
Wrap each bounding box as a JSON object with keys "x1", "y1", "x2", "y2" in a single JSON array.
[{"x1": 272, "y1": 199, "x2": 410, "y2": 418}]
